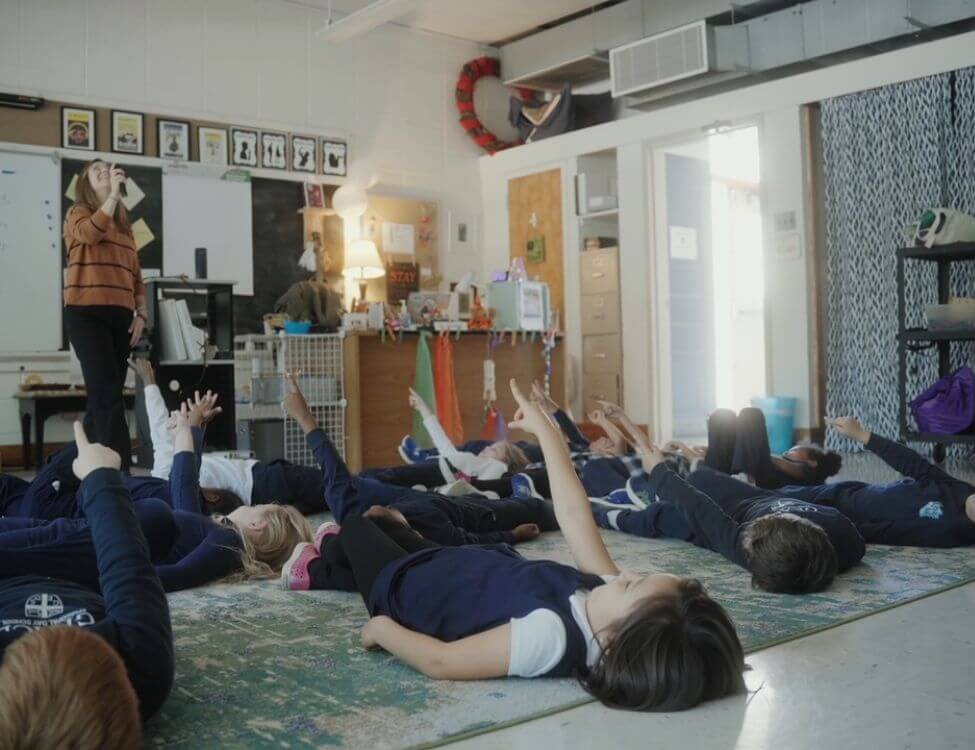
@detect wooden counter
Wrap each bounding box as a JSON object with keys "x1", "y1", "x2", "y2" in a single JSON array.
[{"x1": 343, "y1": 331, "x2": 565, "y2": 471}]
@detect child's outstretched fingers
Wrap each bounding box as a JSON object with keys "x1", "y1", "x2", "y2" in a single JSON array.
[{"x1": 73, "y1": 419, "x2": 90, "y2": 448}]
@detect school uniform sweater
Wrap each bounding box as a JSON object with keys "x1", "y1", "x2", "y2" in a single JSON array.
[
  {"x1": 63, "y1": 205, "x2": 145, "y2": 309},
  {"x1": 775, "y1": 434, "x2": 975, "y2": 547},
  {"x1": 368, "y1": 544, "x2": 606, "y2": 678},
  {"x1": 152, "y1": 440, "x2": 244, "y2": 592},
  {"x1": 0, "y1": 469, "x2": 173, "y2": 720},
  {"x1": 628, "y1": 463, "x2": 865, "y2": 573}
]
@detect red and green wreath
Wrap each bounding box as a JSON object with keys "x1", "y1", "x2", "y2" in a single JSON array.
[{"x1": 455, "y1": 57, "x2": 538, "y2": 155}]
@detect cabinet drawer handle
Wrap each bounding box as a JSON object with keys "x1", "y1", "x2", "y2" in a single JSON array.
[
  {"x1": 595, "y1": 353, "x2": 607, "y2": 359},
  {"x1": 591, "y1": 272, "x2": 605, "y2": 279}
]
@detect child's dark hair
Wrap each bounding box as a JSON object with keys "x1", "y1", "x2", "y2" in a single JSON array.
[
  {"x1": 579, "y1": 578, "x2": 745, "y2": 711},
  {"x1": 800, "y1": 445, "x2": 842, "y2": 483},
  {"x1": 744, "y1": 515, "x2": 837, "y2": 594}
]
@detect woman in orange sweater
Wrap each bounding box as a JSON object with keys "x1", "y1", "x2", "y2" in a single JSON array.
[{"x1": 63, "y1": 161, "x2": 147, "y2": 470}]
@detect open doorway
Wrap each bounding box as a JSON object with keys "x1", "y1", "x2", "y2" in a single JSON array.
[{"x1": 651, "y1": 125, "x2": 766, "y2": 440}]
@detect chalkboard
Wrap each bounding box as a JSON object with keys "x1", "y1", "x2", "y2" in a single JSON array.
[
  {"x1": 61, "y1": 158, "x2": 164, "y2": 273},
  {"x1": 235, "y1": 178, "x2": 306, "y2": 334}
]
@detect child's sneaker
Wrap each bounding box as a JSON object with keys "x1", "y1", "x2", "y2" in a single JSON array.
[
  {"x1": 510, "y1": 473, "x2": 542, "y2": 500},
  {"x1": 398, "y1": 435, "x2": 422, "y2": 464},
  {"x1": 588, "y1": 488, "x2": 639, "y2": 508},
  {"x1": 313, "y1": 521, "x2": 340, "y2": 552},
  {"x1": 281, "y1": 543, "x2": 319, "y2": 591},
  {"x1": 625, "y1": 474, "x2": 653, "y2": 509}
]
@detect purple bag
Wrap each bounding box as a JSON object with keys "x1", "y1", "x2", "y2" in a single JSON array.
[{"x1": 910, "y1": 366, "x2": 975, "y2": 434}]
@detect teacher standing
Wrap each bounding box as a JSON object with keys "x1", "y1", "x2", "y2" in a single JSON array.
[{"x1": 63, "y1": 160, "x2": 147, "y2": 470}]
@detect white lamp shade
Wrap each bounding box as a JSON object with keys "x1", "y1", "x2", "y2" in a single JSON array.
[
  {"x1": 342, "y1": 239, "x2": 385, "y2": 279},
  {"x1": 332, "y1": 184, "x2": 369, "y2": 219}
]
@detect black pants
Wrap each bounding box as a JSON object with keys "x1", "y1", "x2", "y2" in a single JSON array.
[
  {"x1": 311, "y1": 513, "x2": 437, "y2": 599},
  {"x1": 704, "y1": 408, "x2": 786, "y2": 489},
  {"x1": 64, "y1": 305, "x2": 132, "y2": 469},
  {"x1": 251, "y1": 461, "x2": 327, "y2": 514},
  {"x1": 468, "y1": 469, "x2": 552, "y2": 498}
]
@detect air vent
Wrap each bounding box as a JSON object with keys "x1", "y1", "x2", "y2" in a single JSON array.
[{"x1": 610, "y1": 20, "x2": 712, "y2": 98}]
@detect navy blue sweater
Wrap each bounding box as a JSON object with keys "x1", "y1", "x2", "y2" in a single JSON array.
[
  {"x1": 153, "y1": 437, "x2": 243, "y2": 592},
  {"x1": 776, "y1": 434, "x2": 975, "y2": 547},
  {"x1": 0, "y1": 469, "x2": 174, "y2": 719},
  {"x1": 637, "y1": 464, "x2": 866, "y2": 573}
]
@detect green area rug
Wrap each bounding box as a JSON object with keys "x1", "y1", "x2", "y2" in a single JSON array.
[{"x1": 147, "y1": 520, "x2": 975, "y2": 748}]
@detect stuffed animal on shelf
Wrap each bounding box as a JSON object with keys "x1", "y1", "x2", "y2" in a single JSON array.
[{"x1": 274, "y1": 280, "x2": 344, "y2": 330}]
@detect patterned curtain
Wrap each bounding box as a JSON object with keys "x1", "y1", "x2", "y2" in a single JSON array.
[{"x1": 820, "y1": 70, "x2": 975, "y2": 453}]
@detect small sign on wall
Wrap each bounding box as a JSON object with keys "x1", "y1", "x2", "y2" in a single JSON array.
[{"x1": 669, "y1": 225, "x2": 698, "y2": 260}]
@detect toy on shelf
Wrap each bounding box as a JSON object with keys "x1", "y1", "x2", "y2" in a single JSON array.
[{"x1": 467, "y1": 289, "x2": 493, "y2": 331}]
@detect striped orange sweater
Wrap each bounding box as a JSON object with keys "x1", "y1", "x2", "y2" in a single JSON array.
[{"x1": 63, "y1": 205, "x2": 145, "y2": 309}]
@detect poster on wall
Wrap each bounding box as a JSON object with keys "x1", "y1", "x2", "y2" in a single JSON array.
[
  {"x1": 158, "y1": 119, "x2": 191, "y2": 160},
  {"x1": 385, "y1": 261, "x2": 420, "y2": 304},
  {"x1": 261, "y1": 132, "x2": 287, "y2": 170},
  {"x1": 61, "y1": 107, "x2": 96, "y2": 151},
  {"x1": 231, "y1": 128, "x2": 258, "y2": 167},
  {"x1": 320, "y1": 139, "x2": 347, "y2": 176},
  {"x1": 291, "y1": 135, "x2": 316, "y2": 173},
  {"x1": 198, "y1": 127, "x2": 229, "y2": 166},
  {"x1": 111, "y1": 110, "x2": 144, "y2": 155}
]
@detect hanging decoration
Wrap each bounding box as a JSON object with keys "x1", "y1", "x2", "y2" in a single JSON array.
[
  {"x1": 455, "y1": 57, "x2": 538, "y2": 155},
  {"x1": 411, "y1": 331, "x2": 437, "y2": 448},
  {"x1": 434, "y1": 332, "x2": 465, "y2": 445}
]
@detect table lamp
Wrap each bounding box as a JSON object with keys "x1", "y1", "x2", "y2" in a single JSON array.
[{"x1": 342, "y1": 239, "x2": 385, "y2": 304}]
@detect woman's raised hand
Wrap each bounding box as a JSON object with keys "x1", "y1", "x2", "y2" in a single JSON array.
[{"x1": 109, "y1": 163, "x2": 126, "y2": 198}]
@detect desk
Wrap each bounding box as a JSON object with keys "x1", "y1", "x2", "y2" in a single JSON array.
[
  {"x1": 343, "y1": 331, "x2": 564, "y2": 471},
  {"x1": 15, "y1": 388, "x2": 136, "y2": 469}
]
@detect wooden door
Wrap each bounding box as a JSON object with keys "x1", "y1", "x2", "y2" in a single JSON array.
[{"x1": 508, "y1": 169, "x2": 564, "y2": 319}]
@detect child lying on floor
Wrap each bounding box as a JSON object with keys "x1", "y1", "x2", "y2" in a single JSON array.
[
  {"x1": 767, "y1": 417, "x2": 975, "y2": 547},
  {"x1": 663, "y1": 407, "x2": 842, "y2": 490},
  {"x1": 284, "y1": 377, "x2": 745, "y2": 711},
  {"x1": 407, "y1": 387, "x2": 530, "y2": 480},
  {"x1": 2, "y1": 398, "x2": 311, "y2": 593},
  {"x1": 591, "y1": 417, "x2": 862, "y2": 594},
  {"x1": 133, "y1": 359, "x2": 327, "y2": 515},
  {"x1": 0, "y1": 423, "x2": 173, "y2": 747}
]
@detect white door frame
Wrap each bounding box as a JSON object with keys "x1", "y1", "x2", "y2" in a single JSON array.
[{"x1": 645, "y1": 118, "x2": 767, "y2": 441}]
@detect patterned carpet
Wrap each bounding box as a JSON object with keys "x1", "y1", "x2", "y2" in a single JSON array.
[{"x1": 146, "y1": 518, "x2": 975, "y2": 749}]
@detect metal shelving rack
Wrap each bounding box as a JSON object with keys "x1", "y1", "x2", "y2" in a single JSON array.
[
  {"x1": 233, "y1": 333, "x2": 346, "y2": 465},
  {"x1": 896, "y1": 242, "x2": 975, "y2": 461}
]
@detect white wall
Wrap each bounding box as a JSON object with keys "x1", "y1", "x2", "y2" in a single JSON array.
[
  {"x1": 0, "y1": 0, "x2": 496, "y2": 448},
  {"x1": 480, "y1": 30, "x2": 975, "y2": 430}
]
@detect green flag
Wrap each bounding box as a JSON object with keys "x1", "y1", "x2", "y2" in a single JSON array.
[{"x1": 411, "y1": 330, "x2": 437, "y2": 448}]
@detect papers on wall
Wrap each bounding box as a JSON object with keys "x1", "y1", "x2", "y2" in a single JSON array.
[
  {"x1": 669, "y1": 225, "x2": 699, "y2": 260},
  {"x1": 131, "y1": 218, "x2": 155, "y2": 251},
  {"x1": 158, "y1": 298, "x2": 207, "y2": 362},
  {"x1": 121, "y1": 177, "x2": 145, "y2": 210},
  {"x1": 382, "y1": 221, "x2": 415, "y2": 256}
]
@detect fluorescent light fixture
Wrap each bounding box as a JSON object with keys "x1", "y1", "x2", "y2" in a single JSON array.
[{"x1": 316, "y1": 0, "x2": 422, "y2": 42}]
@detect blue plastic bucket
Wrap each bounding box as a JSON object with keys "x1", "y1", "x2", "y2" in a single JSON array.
[{"x1": 750, "y1": 396, "x2": 797, "y2": 455}]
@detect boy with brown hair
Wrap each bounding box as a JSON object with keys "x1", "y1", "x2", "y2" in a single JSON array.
[{"x1": 0, "y1": 422, "x2": 174, "y2": 748}]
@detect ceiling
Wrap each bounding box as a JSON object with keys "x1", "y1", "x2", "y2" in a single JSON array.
[{"x1": 295, "y1": 0, "x2": 606, "y2": 44}]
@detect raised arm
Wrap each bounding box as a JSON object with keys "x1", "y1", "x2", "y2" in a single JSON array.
[
  {"x1": 154, "y1": 529, "x2": 243, "y2": 592},
  {"x1": 361, "y1": 616, "x2": 511, "y2": 680},
  {"x1": 829, "y1": 416, "x2": 957, "y2": 484},
  {"x1": 590, "y1": 410, "x2": 627, "y2": 456},
  {"x1": 168, "y1": 404, "x2": 205, "y2": 514},
  {"x1": 409, "y1": 387, "x2": 504, "y2": 478},
  {"x1": 72, "y1": 422, "x2": 173, "y2": 720},
  {"x1": 132, "y1": 359, "x2": 177, "y2": 479},
  {"x1": 509, "y1": 380, "x2": 618, "y2": 576}
]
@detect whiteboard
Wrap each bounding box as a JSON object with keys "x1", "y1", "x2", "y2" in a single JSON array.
[
  {"x1": 0, "y1": 151, "x2": 62, "y2": 351},
  {"x1": 162, "y1": 174, "x2": 254, "y2": 295}
]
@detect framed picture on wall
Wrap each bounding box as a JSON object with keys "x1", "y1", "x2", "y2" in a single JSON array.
[
  {"x1": 291, "y1": 135, "x2": 316, "y2": 173},
  {"x1": 231, "y1": 128, "x2": 259, "y2": 167},
  {"x1": 304, "y1": 181, "x2": 325, "y2": 208},
  {"x1": 111, "y1": 110, "x2": 144, "y2": 155},
  {"x1": 261, "y1": 131, "x2": 287, "y2": 170},
  {"x1": 158, "y1": 119, "x2": 191, "y2": 160},
  {"x1": 320, "y1": 139, "x2": 347, "y2": 177},
  {"x1": 198, "y1": 126, "x2": 228, "y2": 166},
  {"x1": 62, "y1": 107, "x2": 96, "y2": 151}
]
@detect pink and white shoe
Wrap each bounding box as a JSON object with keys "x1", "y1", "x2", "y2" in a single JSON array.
[
  {"x1": 314, "y1": 521, "x2": 340, "y2": 552},
  {"x1": 281, "y1": 543, "x2": 319, "y2": 590}
]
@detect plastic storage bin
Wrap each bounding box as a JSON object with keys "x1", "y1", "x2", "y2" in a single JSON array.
[{"x1": 750, "y1": 396, "x2": 797, "y2": 455}]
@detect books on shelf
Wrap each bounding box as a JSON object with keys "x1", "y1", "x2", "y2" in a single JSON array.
[{"x1": 159, "y1": 298, "x2": 207, "y2": 362}]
